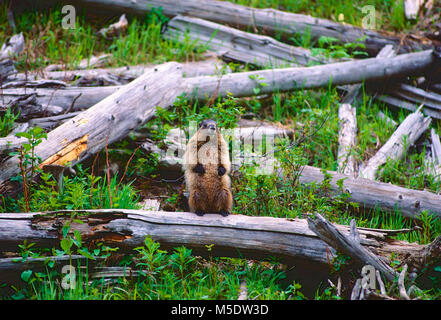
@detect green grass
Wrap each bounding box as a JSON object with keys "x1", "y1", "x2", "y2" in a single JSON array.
[
  {"x1": 5, "y1": 237, "x2": 304, "y2": 300},
  {"x1": 0, "y1": 5, "x2": 206, "y2": 72},
  {"x1": 228, "y1": 0, "x2": 416, "y2": 32}
]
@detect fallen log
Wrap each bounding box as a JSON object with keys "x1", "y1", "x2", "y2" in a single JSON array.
[
  {"x1": 0, "y1": 210, "x2": 427, "y2": 270},
  {"x1": 360, "y1": 108, "x2": 431, "y2": 180},
  {"x1": 7, "y1": 57, "x2": 228, "y2": 85},
  {"x1": 308, "y1": 214, "x2": 397, "y2": 281},
  {"x1": 43, "y1": 0, "x2": 431, "y2": 56},
  {"x1": 164, "y1": 15, "x2": 330, "y2": 68},
  {"x1": 0, "y1": 86, "x2": 116, "y2": 115},
  {"x1": 336, "y1": 45, "x2": 396, "y2": 176},
  {"x1": 337, "y1": 103, "x2": 357, "y2": 177},
  {"x1": 405, "y1": 0, "x2": 423, "y2": 20},
  {"x1": 425, "y1": 128, "x2": 441, "y2": 180},
  {"x1": 0, "y1": 33, "x2": 24, "y2": 81},
  {"x1": 183, "y1": 50, "x2": 438, "y2": 101},
  {"x1": 299, "y1": 166, "x2": 441, "y2": 220},
  {"x1": 384, "y1": 83, "x2": 441, "y2": 115}
]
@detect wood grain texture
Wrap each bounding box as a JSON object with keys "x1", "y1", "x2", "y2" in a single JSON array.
[
  {"x1": 164, "y1": 15, "x2": 329, "y2": 68},
  {"x1": 360, "y1": 109, "x2": 431, "y2": 180},
  {"x1": 0, "y1": 210, "x2": 425, "y2": 268}
]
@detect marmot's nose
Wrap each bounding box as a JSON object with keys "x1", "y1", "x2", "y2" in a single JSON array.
[{"x1": 209, "y1": 125, "x2": 216, "y2": 131}]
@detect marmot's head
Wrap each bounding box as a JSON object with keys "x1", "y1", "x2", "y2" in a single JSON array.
[{"x1": 198, "y1": 119, "x2": 218, "y2": 136}]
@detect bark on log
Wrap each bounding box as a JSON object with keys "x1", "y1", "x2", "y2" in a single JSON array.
[
  {"x1": 0, "y1": 210, "x2": 426, "y2": 269},
  {"x1": 164, "y1": 15, "x2": 330, "y2": 68},
  {"x1": 41, "y1": 0, "x2": 431, "y2": 56},
  {"x1": 360, "y1": 109, "x2": 431, "y2": 180}
]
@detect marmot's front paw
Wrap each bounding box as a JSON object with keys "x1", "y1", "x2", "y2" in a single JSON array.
[
  {"x1": 193, "y1": 164, "x2": 205, "y2": 174},
  {"x1": 195, "y1": 210, "x2": 205, "y2": 216},
  {"x1": 218, "y1": 166, "x2": 226, "y2": 176},
  {"x1": 219, "y1": 210, "x2": 230, "y2": 217}
]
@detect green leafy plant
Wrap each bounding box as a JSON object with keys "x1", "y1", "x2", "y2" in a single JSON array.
[
  {"x1": 0, "y1": 109, "x2": 20, "y2": 137},
  {"x1": 9, "y1": 127, "x2": 47, "y2": 212}
]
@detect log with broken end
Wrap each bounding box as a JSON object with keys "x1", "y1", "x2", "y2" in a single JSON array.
[
  {"x1": 164, "y1": 15, "x2": 330, "y2": 68},
  {"x1": 360, "y1": 108, "x2": 431, "y2": 180},
  {"x1": 308, "y1": 214, "x2": 397, "y2": 281},
  {"x1": 337, "y1": 103, "x2": 358, "y2": 177},
  {"x1": 336, "y1": 45, "x2": 396, "y2": 177},
  {"x1": 6, "y1": 57, "x2": 228, "y2": 85}
]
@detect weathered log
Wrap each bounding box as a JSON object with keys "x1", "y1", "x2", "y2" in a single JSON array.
[
  {"x1": 44, "y1": 54, "x2": 112, "y2": 72},
  {"x1": 0, "y1": 32, "x2": 24, "y2": 61},
  {"x1": 299, "y1": 165, "x2": 441, "y2": 220},
  {"x1": 425, "y1": 128, "x2": 441, "y2": 180},
  {"x1": 97, "y1": 14, "x2": 128, "y2": 39},
  {"x1": 336, "y1": 45, "x2": 395, "y2": 176},
  {"x1": 42, "y1": 0, "x2": 431, "y2": 56},
  {"x1": 308, "y1": 214, "x2": 397, "y2": 280},
  {"x1": 183, "y1": 50, "x2": 438, "y2": 101},
  {"x1": 7, "y1": 57, "x2": 228, "y2": 85},
  {"x1": 0, "y1": 86, "x2": 116, "y2": 115},
  {"x1": 164, "y1": 15, "x2": 329, "y2": 68},
  {"x1": 385, "y1": 83, "x2": 441, "y2": 113},
  {"x1": 374, "y1": 93, "x2": 441, "y2": 120},
  {"x1": 360, "y1": 108, "x2": 431, "y2": 180},
  {"x1": 405, "y1": 0, "x2": 423, "y2": 19},
  {"x1": 0, "y1": 33, "x2": 24, "y2": 81},
  {"x1": 0, "y1": 59, "x2": 16, "y2": 81},
  {"x1": 0, "y1": 210, "x2": 426, "y2": 269},
  {"x1": 337, "y1": 103, "x2": 357, "y2": 177}
]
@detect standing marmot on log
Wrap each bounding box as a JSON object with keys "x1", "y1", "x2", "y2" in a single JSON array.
[{"x1": 183, "y1": 119, "x2": 233, "y2": 216}]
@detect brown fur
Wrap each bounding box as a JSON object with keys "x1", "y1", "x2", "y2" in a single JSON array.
[{"x1": 183, "y1": 122, "x2": 232, "y2": 215}]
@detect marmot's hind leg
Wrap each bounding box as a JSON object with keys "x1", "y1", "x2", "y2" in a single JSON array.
[
  {"x1": 214, "y1": 188, "x2": 233, "y2": 216},
  {"x1": 189, "y1": 189, "x2": 209, "y2": 215}
]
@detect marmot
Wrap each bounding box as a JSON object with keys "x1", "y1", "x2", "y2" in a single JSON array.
[{"x1": 183, "y1": 119, "x2": 233, "y2": 216}]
